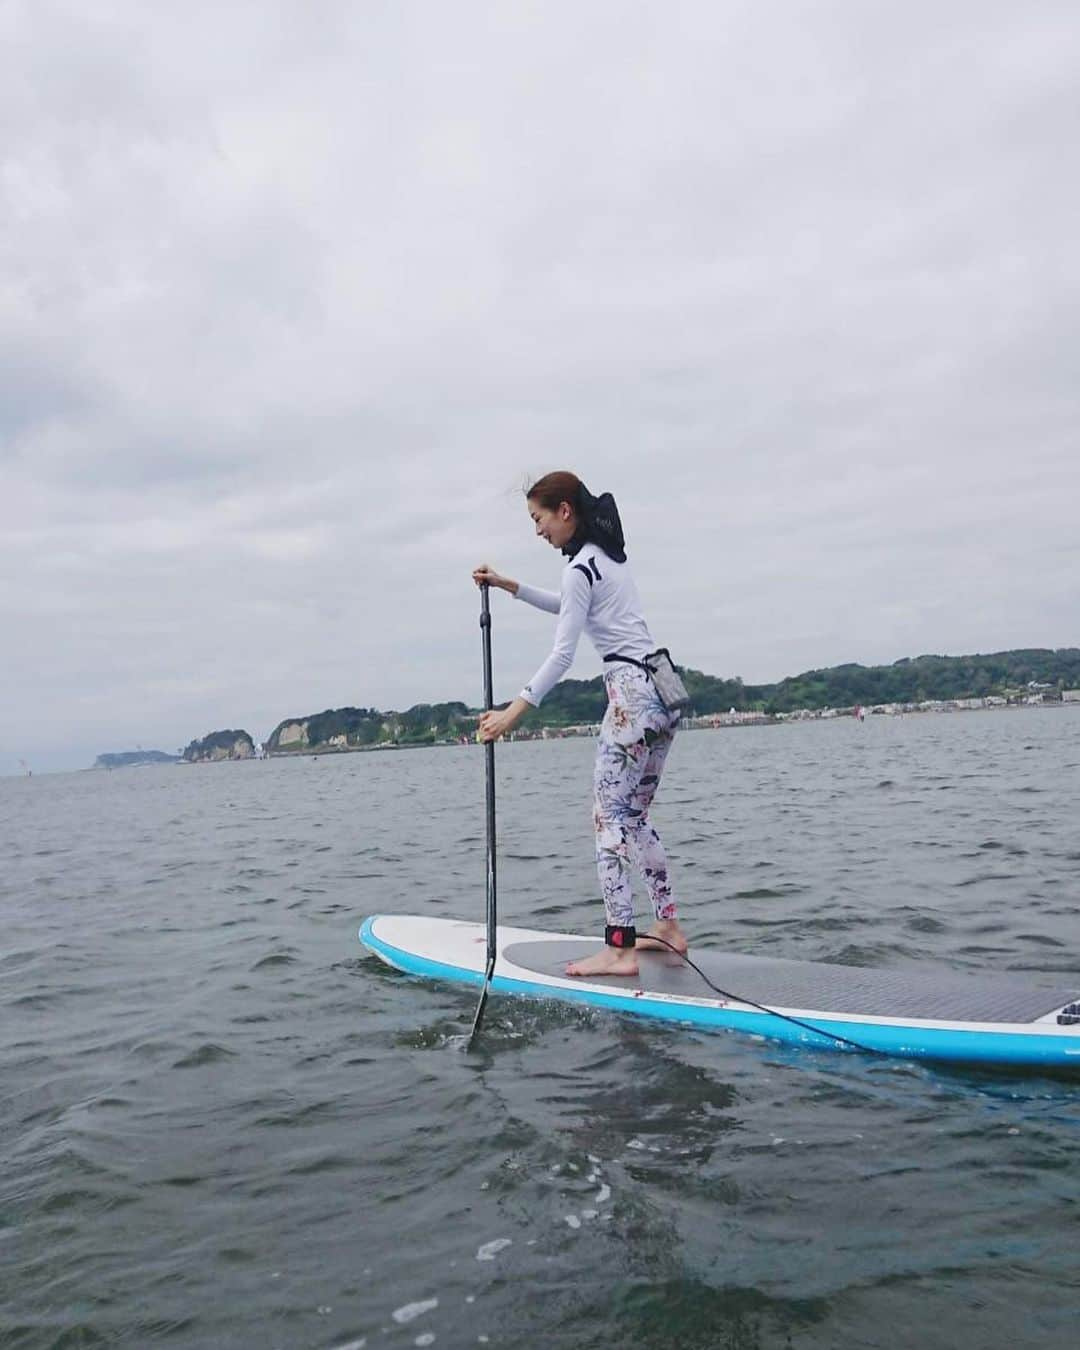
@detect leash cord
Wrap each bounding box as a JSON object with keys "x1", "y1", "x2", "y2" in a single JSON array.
[{"x1": 640, "y1": 935, "x2": 883, "y2": 1057}]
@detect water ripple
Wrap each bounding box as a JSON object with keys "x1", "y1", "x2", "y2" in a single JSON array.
[{"x1": 2, "y1": 708, "x2": 1079, "y2": 1348}]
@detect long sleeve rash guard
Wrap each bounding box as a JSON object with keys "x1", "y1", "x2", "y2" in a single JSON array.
[{"x1": 514, "y1": 542, "x2": 656, "y2": 706}]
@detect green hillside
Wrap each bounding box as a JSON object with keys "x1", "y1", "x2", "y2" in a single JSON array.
[{"x1": 261, "y1": 648, "x2": 1080, "y2": 751}]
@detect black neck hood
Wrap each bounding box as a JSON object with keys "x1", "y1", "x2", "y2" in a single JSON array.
[{"x1": 560, "y1": 483, "x2": 627, "y2": 563}]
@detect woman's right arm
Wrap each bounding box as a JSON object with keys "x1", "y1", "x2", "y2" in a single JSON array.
[
  {"x1": 472, "y1": 564, "x2": 518, "y2": 595},
  {"x1": 472, "y1": 564, "x2": 560, "y2": 614}
]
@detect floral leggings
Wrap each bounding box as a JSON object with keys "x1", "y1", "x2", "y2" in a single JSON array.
[{"x1": 594, "y1": 662, "x2": 680, "y2": 929}]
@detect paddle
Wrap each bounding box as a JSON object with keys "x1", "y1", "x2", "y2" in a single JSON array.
[{"x1": 467, "y1": 581, "x2": 498, "y2": 1048}]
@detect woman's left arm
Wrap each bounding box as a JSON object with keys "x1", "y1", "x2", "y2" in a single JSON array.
[{"x1": 478, "y1": 697, "x2": 532, "y2": 743}]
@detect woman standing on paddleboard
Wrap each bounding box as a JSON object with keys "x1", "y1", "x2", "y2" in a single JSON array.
[{"x1": 473, "y1": 471, "x2": 688, "y2": 978}]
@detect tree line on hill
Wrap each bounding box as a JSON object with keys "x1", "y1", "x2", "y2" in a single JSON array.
[
  {"x1": 263, "y1": 647, "x2": 1080, "y2": 749},
  {"x1": 94, "y1": 649, "x2": 1080, "y2": 765}
]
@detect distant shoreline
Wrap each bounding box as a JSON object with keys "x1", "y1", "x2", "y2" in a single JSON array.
[
  {"x1": 65, "y1": 646, "x2": 1080, "y2": 772},
  {"x1": 6, "y1": 698, "x2": 1076, "y2": 779},
  {"x1": 244, "y1": 695, "x2": 1080, "y2": 757}
]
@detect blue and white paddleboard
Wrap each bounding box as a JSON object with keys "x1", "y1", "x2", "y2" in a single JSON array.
[{"x1": 360, "y1": 914, "x2": 1080, "y2": 1069}]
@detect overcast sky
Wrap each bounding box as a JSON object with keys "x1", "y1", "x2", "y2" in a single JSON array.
[{"x1": 3, "y1": 1, "x2": 1078, "y2": 773}]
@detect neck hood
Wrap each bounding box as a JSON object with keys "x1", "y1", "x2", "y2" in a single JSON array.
[{"x1": 560, "y1": 483, "x2": 627, "y2": 563}]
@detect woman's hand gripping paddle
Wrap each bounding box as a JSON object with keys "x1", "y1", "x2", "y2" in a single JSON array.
[{"x1": 467, "y1": 582, "x2": 498, "y2": 1049}]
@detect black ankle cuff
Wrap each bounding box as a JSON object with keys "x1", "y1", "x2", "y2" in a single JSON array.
[{"x1": 605, "y1": 924, "x2": 636, "y2": 949}]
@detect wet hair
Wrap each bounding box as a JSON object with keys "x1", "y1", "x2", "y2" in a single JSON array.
[{"x1": 525, "y1": 470, "x2": 581, "y2": 514}]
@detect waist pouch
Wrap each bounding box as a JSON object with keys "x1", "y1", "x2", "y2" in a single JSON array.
[{"x1": 603, "y1": 648, "x2": 691, "y2": 713}]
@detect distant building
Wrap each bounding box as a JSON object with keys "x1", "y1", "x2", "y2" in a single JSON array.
[
  {"x1": 1064, "y1": 690, "x2": 1080, "y2": 704},
  {"x1": 541, "y1": 724, "x2": 601, "y2": 739}
]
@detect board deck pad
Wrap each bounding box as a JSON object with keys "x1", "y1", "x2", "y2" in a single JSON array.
[{"x1": 503, "y1": 940, "x2": 1080, "y2": 1024}]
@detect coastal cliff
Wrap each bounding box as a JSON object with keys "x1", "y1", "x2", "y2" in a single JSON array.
[
  {"x1": 266, "y1": 703, "x2": 474, "y2": 754},
  {"x1": 182, "y1": 730, "x2": 256, "y2": 763}
]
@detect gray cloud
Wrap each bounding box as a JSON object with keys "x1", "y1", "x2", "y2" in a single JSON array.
[{"x1": 2, "y1": 1, "x2": 1078, "y2": 772}]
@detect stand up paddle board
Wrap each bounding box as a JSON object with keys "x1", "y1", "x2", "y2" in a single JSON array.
[{"x1": 360, "y1": 914, "x2": 1080, "y2": 1069}]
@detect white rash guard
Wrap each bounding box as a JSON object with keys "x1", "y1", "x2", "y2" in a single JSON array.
[{"x1": 514, "y1": 542, "x2": 656, "y2": 707}]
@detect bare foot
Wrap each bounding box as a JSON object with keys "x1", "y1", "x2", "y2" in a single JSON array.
[
  {"x1": 565, "y1": 946, "x2": 640, "y2": 978},
  {"x1": 634, "y1": 919, "x2": 689, "y2": 955}
]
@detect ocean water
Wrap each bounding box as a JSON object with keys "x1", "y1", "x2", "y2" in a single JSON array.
[{"x1": 3, "y1": 706, "x2": 1080, "y2": 1349}]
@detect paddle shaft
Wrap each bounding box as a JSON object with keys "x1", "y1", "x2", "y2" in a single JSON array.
[{"x1": 467, "y1": 583, "x2": 497, "y2": 1046}]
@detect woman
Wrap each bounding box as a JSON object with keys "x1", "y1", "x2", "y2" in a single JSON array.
[{"x1": 473, "y1": 471, "x2": 688, "y2": 978}]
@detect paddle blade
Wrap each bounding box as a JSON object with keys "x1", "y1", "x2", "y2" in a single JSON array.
[{"x1": 465, "y1": 957, "x2": 496, "y2": 1050}]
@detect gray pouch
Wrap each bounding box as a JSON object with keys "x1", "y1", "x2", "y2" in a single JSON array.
[{"x1": 644, "y1": 649, "x2": 691, "y2": 712}]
